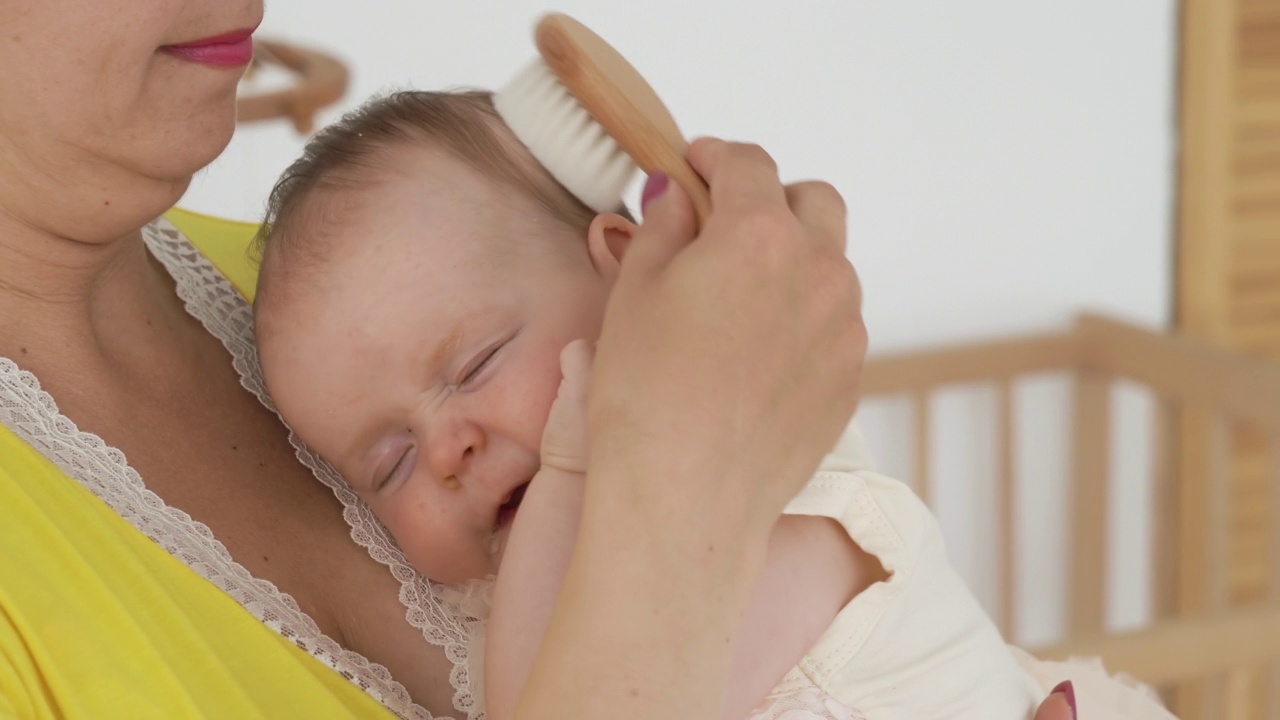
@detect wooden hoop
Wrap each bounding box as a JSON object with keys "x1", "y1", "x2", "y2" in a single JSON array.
[{"x1": 236, "y1": 39, "x2": 350, "y2": 134}]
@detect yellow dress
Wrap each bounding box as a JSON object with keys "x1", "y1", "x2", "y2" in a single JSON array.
[{"x1": 0, "y1": 209, "x2": 400, "y2": 719}]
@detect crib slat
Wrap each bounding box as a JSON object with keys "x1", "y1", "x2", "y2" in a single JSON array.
[
  {"x1": 1172, "y1": 410, "x2": 1215, "y2": 720},
  {"x1": 1270, "y1": 669, "x2": 1280, "y2": 720},
  {"x1": 1037, "y1": 603, "x2": 1280, "y2": 685},
  {"x1": 1269, "y1": 665, "x2": 1280, "y2": 720},
  {"x1": 1205, "y1": 417, "x2": 1232, "y2": 612},
  {"x1": 1267, "y1": 661, "x2": 1280, "y2": 720},
  {"x1": 1151, "y1": 402, "x2": 1178, "y2": 621},
  {"x1": 1171, "y1": 412, "x2": 1237, "y2": 720},
  {"x1": 1222, "y1": 666, "x2": 1252, "y2": 720},
  {"x1": 1200, "y1": 417, "x2": 1233, "y2": 720},
  {"x1": 1070, "y1": 370, "x2": 1110, "y2": 634},
  {"x1": 1199, "y1": 677, "x2": 1226, "y2": 720},
  {"x1": 1271, "y1": 434, "x2": 1280, "y2": 601},
  {"x1": 913, "y1": 392, "x2": 932, "y2": 507},
  {"x1": 997, "y1": 380, "x2": 1017, "y2": 640},
  {"x1": 1270, "y1": 438, "x2": 1280, "y2": 720}
]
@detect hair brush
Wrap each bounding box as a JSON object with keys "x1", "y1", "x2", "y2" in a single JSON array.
[{"x1": 494, "y1": 13, "x2": 712, "y2": 227}]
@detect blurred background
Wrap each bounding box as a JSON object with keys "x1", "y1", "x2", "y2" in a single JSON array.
[
  {"x1": 188, "y1": 1, "x2": 1177, "y2": 351},
  {"x1": 192, "y1": 2, "x2": 1280, "y2": 717}
]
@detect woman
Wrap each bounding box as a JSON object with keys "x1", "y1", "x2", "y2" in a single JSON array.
[{"x1": 0, "y1": 0, "x2": 1077, "y2": 718}]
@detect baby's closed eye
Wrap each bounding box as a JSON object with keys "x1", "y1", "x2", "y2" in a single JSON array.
[{"x1": 368, "y1": 435, "x2": 417, "y2": 493}]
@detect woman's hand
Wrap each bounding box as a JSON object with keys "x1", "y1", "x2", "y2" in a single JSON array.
[
  {"x1": 587, "y1": 137, "x2": 865, "y2": 540},
  {"x1": 516, "y1": 137, "x2": 865, "y2": 720},
  {"x1": 1034, "y1": 681, "x2": 1077, "y2": 720}
]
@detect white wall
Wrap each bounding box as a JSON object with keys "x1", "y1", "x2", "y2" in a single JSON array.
[{"x1": 181, "y1": 1, "x2": 1179, "y2": 644}]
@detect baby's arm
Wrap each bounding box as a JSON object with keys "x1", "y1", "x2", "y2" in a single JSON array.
[
  {"x1": 485, "y1": 344, "x2": 884, "y2": 720},
  {"x1": 485, "y1": 466, "x2": 583, "y2": 720},
  {"x1": 485, "y1": 343, "x2": 590, "y2": 720},
  {"x1": 489, "y1": 487, "x2": 880, "y2": 720},
  {"x1": 722, "y1": 515, "x2": 881, "y2": 719}
]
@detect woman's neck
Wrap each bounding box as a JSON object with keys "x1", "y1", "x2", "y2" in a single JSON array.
[{"x1": 0, "y1": 213, "x2": 194, "y2": 379}]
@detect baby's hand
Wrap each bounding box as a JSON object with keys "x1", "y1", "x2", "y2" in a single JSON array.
[{"x1": 539, "y1": 340, "x2": 592, "y2": 475}]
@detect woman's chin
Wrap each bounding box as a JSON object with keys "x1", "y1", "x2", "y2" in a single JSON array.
[
  {"x1": 135, "y1": 88, "x2": 240, "y2": 182},
  {"x1": 141, "y1": 118, "x2": 237, "y2": 184}
]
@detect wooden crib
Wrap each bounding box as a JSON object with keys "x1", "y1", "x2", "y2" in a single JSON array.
[{"x1": 858, "y1": 313, "x2": 1280, "y2": 720}]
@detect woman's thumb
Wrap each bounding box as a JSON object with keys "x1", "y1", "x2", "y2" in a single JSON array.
[{"x1": 624, "y1": 173, "x2": 698, "y2": 274}]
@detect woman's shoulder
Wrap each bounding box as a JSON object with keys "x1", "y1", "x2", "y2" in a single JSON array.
[{"x1": 160, "y1": 208, "x2": 262, "y2": 302}]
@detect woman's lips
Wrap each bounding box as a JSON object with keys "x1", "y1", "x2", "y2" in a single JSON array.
[{"x1": 162, "y1": 29, "x2": 256, "y2": 68}]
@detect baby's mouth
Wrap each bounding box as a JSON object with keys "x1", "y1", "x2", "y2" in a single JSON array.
[
  {"x1": 496, "y1": 481, "x2": 530, "y2": 528},
  {"x1": 489, "y1": 481, "x2": 531, "y2": 557}
]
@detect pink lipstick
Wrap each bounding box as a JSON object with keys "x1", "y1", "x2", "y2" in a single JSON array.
[{"x1": 163, "y1": 28, "x2": 256, "y2": 67}]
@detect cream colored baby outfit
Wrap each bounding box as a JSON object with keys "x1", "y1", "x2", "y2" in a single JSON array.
[{"x1": 747, "y1": 421, "x2": 1177, "y2": 720}]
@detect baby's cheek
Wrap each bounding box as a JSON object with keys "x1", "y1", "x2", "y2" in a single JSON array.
[
  {"x1": 508, "y1": 339, "x2": 575, "y2": 445},
  {"x1": 378, "y1": 488, "x2": 478, "y2": 583}
]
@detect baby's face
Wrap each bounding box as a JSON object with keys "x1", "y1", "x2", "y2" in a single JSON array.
[{"x1": 259, "y1": 148, "x2": 615, "y2": 583}]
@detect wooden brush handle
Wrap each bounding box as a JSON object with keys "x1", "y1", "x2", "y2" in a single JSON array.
[{"x1": 534, "y1": 14, "x2": 712, "y2": 228}]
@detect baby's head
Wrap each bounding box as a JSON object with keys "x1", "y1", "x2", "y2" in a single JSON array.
[{"x1": 253, "y1": 90, "x2": 637, "y2": 583}]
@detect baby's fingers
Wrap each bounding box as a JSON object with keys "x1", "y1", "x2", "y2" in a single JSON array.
[
  {"x1": 540, "y1": 340, "x2": 594, "y2": 474},
  {"x1": 558, "y1": 340, "x2": 594, "y2": 402}
]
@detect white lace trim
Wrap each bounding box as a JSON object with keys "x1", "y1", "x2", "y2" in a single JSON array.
[
  {"x1": 145, "y1": 219, "x2": 483, "y2": 718},
  {"x1": 0, "y1": 218, "x2": 481, "y2": 720}
]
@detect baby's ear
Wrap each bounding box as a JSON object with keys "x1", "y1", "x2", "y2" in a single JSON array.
[{"x1": 586, "y1": 212, "x2": 638, "y2": 281}]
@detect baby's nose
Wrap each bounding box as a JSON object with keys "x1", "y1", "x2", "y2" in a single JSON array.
[{"x1": 424, "y1": 416, "x2": 484, "y2": 484}]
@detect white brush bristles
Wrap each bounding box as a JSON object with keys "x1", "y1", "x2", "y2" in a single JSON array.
[{"x1": 494, "y1": 59, "x2": 638, "y2": 213}]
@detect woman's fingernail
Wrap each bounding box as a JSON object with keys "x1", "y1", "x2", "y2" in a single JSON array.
[
  {"x1": 1051, "y1": 680, "x2": 1077, "y2": 719},
  {"x1": 640, "y1": 172, "x2": 669, "y2": 210}
]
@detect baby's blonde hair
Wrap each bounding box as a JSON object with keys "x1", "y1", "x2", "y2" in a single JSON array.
[{"x1": 253, "y1": 89, "x2": 632, "y2": 308}]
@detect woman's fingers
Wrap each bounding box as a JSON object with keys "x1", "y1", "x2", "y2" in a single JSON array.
[
  {"x1": 587, "y1": 135, "x2": 865, "y2": 533},
  {"x1": 618, "y1": 173, "x2": 698, "y2": 280},
  {"x1": 785, "y1": 180, "x2": 849, "y2": 255},
  {"x1": 1034, "y1": 681, "x2": 1077, "y2": 720},
  {"x1": 687, "y1": 137, "x2": 788, "y2": 218}
]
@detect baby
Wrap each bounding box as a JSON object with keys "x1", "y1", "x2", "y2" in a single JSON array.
[{"x1": 252, "y1": 90, "x2": 1169, "y2": 720}]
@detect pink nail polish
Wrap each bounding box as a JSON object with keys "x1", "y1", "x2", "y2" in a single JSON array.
[
  {"x1": 1051, "y1": 680, "x2": 1076, "y2": 719},
  {"x1": 641, "y1": 172, "x2": 669, "y2": 210}
]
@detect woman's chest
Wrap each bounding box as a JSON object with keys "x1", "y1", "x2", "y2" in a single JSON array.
[{"x1": 36, "y1": 359, "x2": 462, "y2": 715}]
